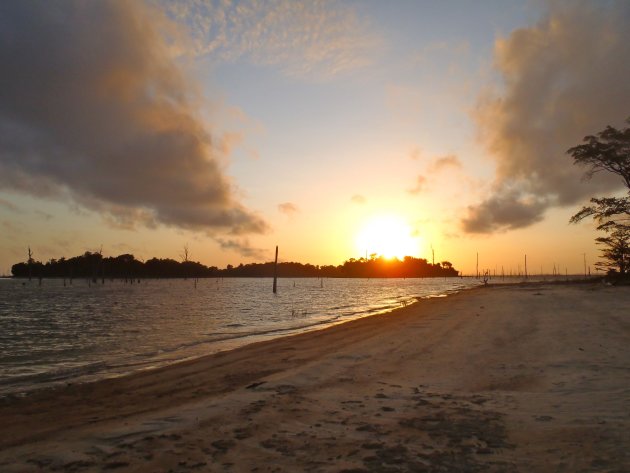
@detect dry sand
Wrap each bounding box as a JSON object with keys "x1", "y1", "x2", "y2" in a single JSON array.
[{"x1": 0, "y1": 282, "x2": 628, "y2": 472}]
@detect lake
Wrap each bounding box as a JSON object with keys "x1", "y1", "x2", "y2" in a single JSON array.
[{"x1": 0, "y1": 277, "x2": 480, "y2": 396}]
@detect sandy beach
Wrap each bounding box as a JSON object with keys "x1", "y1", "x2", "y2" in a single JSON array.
[{"x1": 0, "y1": 282, "x2": 628, "y2": 472}]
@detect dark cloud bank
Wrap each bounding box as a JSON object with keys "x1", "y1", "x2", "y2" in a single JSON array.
[
  {"x1": 463, "y1": 1, "x2": 630, "y2": 233},
  {"x1": 0, "y1": 0, "x2": 266, "y2": 235}
]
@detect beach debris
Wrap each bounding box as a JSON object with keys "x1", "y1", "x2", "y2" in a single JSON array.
[
  {"x1": 534, "y1": 415, "x2": 554, "y2": 422},
  {"x1": 211, "y1": 439, "x2": 235, "y2": 453},
  {"x1": 245, "y1": 381, "x2": 266, "y2": 390}
]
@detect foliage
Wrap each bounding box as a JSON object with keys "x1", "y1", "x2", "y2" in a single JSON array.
[
  {"x1": 569, "y1": 118, "x2": 630, "y2": 228},
  {"x1": 11, "y1": 252, "x2": 460, "y2": 279},
  {"x1": 569, "y1": 196, "x2": 630, "y2": 229},
  {"x1": 11, "y1": 252, "x2": 216, "y2": 280},
  {"x1": 569, "y1": 119, "x2": 630, "y2": 186},
  {"x1": 569, "y1": 118, "x2": 630, "y2": 275},
  {"x1": 594, "y1": 225, "x2": 630, "y2": 275}
]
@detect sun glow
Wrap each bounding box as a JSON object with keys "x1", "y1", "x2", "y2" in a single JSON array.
[{"x1": 355, "y1": 215, "x2": 419, "y2": 260}]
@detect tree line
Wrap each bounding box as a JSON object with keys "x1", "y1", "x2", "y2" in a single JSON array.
[{"x1": 11, "y1": 252, "x2": 459, "y2": 280}]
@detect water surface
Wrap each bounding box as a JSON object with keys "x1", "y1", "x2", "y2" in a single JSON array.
[{"x1": 0, "y1": 277, "x2": 480, "y2": 395}]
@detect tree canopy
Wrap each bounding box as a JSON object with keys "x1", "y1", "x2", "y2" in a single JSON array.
[
  {"x1": 11, "y1": 252, "x2": 460, "y2": 279},
  {"x1": 569, "y1": 119, "x2": 630, "y2": 188},
  {"x1": 569, "y1": 118, "x2": 630, "y2": 229},
  {"x1": 569, "y1": 118, "x2": 629, "y2": 276}
]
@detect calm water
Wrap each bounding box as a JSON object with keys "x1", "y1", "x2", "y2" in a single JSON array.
[{"x1": 0, "y1": 277, "x2": 480, "y2": 395}]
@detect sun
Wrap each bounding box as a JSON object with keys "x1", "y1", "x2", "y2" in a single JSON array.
[{"x1": 355, "y1": 215, "x2": 419, "y2": 260}]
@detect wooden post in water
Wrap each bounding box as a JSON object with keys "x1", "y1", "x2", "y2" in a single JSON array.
[
  {"x1": 476, "y1": 252, "x2": 479, "y2": 279},
  {"x1": 583, "y1": 253, "x2": 587, "y2": 278},
  {"x1": 28, "y1": 246, "x2": 33, "y2": 282},
  {"x1": 273, "y1": 245, "x2": 278, "y2": 294}
]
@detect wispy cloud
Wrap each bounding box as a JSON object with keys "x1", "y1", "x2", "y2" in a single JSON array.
[
  {"x1": 1, "y1": 219, "x2": 23, "y2": 235},
  {"x1": 408, "y1": 175, "x2": 427, "y2": 195},
  {"x1": 409, "y1": 147, "x2": 422, "y2": 161},
  {"x1": 163, "y1": 0, "x2": 380, "y2": 78},
  {"x1": 214, "y1": 237, "x2": 267, "y2": 260},
  {"x1": 278, "y1": 202, "x2": 299, "y2": 218},
  {"x1": 412, "y1": 40, "x2": 470, "y2": 67},
  {"x1": 0, "y1": 198, "x2": 19, "y2": 212},
  {"x1": 429, "y1": 155, "x2": 461, "y2": 172},
  {"x1": 408, "y1": 154, "x2": 462, "y2": 195},
  {"x1": 463, "y1": 1, "x2": 630, "y2": 233},
  {"x1": 0, "y1": 1, "x2": 267, "y2": 235},
  {"x1": 351, "y1": 194, "x2": 366, "y2": 204},
  {"x1": 34, "y1": 210, "x2": 53, "y2": 221}
]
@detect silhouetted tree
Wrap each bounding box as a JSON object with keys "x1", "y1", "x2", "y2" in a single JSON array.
[
  {"x1": 569, "y1": 118, "x2": 629, "y2": 228},
  {"x1": 180, "y1": 244, "x2": 190, "y2": 262},
  {"x1": 11, "y1": 253, "x2": 459, "y2": 279},
  {"x1": 594, "y1": 225, "x2": 629, "y2": 275},
  {"x1": 569, "y1": 118, "x2": 630, "y2": 277}
]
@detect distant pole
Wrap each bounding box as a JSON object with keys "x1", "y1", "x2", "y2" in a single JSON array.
[
  {"x1": 431, "y1": 245, "x2": 435, "y2": 265},
  {"x1": 583, "y1": 253, "x2": 587, "y2": 278},
  {"x1": 272, "y1": 245, "x2": 278, "y2": 294},
  {"x1": 476, "y1": 252, "x2": 479, "y2": 279},
  {"x1": 101, "y1": 251, "x2": 105, "y2": 285},
  {"x1": 524, "y1": 254, "x2": 528, "y2": 280},
  {"x1": 28, "y1": 246, "x2": 33, "y2": 282}
]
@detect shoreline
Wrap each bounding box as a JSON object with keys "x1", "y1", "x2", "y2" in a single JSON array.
[
  {"x1": 0, "y1": 278, "x2": 479, "y2": 398},
  {"x1": 1, "y1": 284, "x2": 478, "y2": 403},
  {"x1": 1, "y1": 282, "x2": 628, "y2": 471}
]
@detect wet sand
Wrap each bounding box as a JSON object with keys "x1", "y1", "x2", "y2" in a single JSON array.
[{"x1": 0, "y1": 282, "x2": 628, "y2": 472}]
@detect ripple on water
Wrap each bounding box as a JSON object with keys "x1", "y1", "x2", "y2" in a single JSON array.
[{"x1": 0, "y1": 277, "x2": 480, "y2": 395}]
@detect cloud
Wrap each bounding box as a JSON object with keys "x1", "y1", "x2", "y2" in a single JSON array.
[
  {"x1": 408, "y1": 175, "x2": 427, "y2": 195},
  {"x1": 34, "y1": 210, "x2": 53, "y2": 221},
  {"x1": 462, "y1": 187, "x2": 548, "y2": 233},
  {"x1": 0, "y1": 1, "x2": 267, "y2": 235},
  {"x1": 0, "y1": 198, "x2": 19, "y2": 212},
  {"x1": 214, "y1": 237, "x2": 267, "y2": 260},
  {"x1": 464, "y1": 1, "x2": 630, "y2": 233},
  {"x1": 111, "y1": 242, "x2": 139, "y2": 254},
  {"x1": 278, "y1": 202, "x2": 299, "y2": 218},
  {"x1": 351, "y1": 194, "x2": 366, "y2": 204},
  {"x1": 409, "y1": 147, "x2": 422, "y2": 161},
  {"x1": 1, "y1": 219, "x2": 23, "y2": 235},
  {"x1": 407, "y1": 154, "x2": 462, "y2": 196},
  {"x1": 163, "y1": 0, "x2": 379, "y2": 78},
  {"x1": 412, "y1": 40, "x2": 470, "y2": 67},
  {"x1": 429, "y1": 155, "x2": 461, "y2": 172}
]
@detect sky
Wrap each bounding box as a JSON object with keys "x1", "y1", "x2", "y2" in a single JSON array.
[{"x1": 1, "y1": 0, "x2": 629, "y2": 276}]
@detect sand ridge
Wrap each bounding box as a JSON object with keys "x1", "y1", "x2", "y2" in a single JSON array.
[{"x1": 0, "y1": 283, "x2": 628, "y2": 472}]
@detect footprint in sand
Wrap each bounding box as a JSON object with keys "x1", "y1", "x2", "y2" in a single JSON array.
[{"x1": 534, "y1": 415, "x2": 554, "y2": 422}]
